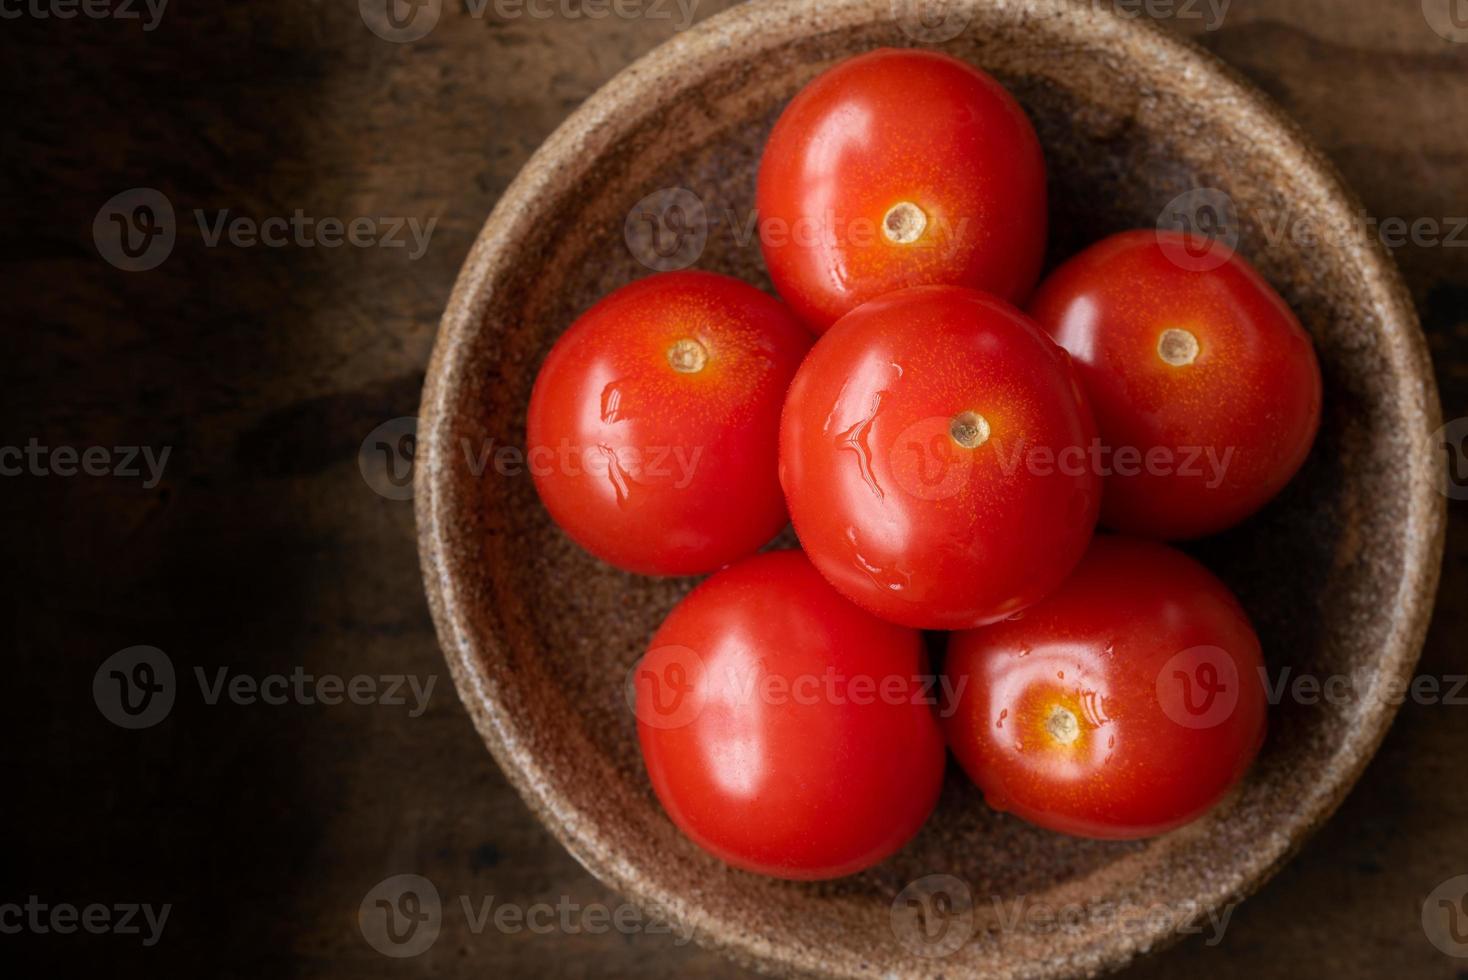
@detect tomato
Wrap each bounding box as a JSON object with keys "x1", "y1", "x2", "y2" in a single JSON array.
[
  {"x1": 779, "y1": 285, "x2": 1100, "y2": 630},
  {"x1": 633, "y1": 550, "x2": 945, "y2": 879},
  {"x1": 756, "y1": 48, "x2": 1047, "y2": 332},
  {"x1": 943, "y1": 535, "x2": 1267, "y2": 840},
  {"x1": 526, "y1": 270, "x2": 811, "y2": 576},
  {"x1": 1028, "y1": 230, "x2": 1322, "y2": 539}
]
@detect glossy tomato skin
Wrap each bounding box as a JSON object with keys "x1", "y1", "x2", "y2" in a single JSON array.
[
  {"x1": 527, "y1": 271, "x2": 811, "y2": 576},
  {"x1": 779, "y1": 285, "x2": 1100, "y2": 630},
  {"x1": 756, "y1": 48, "x2": 1047, "y2": 332},
  {"x1": 1028, "y1": 230, "x2": 1322, "y2": 539},
  {"x1": 944, "y1": 536, "x2": 1267, "y2": 840},
  {"x1": 635, "y1": 550, "x2": 945, "y2": 880}
]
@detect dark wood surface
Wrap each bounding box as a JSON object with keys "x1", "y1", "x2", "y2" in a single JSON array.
[{"x1": 3, "y1": 0, "x2": 1466, "y2": 977}]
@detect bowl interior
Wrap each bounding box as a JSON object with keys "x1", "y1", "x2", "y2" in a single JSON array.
[{"x1": 417, "y1": 2, "x2": 1442, "y2": 977}]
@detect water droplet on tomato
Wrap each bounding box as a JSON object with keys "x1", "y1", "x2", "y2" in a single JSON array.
[{"x1": 599, "y1": 381, "x2": 629, "y2": 423}]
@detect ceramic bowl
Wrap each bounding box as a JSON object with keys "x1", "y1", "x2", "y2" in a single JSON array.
[{"x1": 416, "y1": 1, "x2": 1445, "y2": 975}]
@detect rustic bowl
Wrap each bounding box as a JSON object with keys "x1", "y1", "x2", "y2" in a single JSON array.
[{"x1": 416, "y1": 0, "x2": 1446, "y2": 976}]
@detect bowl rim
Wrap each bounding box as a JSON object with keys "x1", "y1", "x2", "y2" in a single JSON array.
[{"x1": 415, "y1": 1, "x2": 1447, "y2": 975}]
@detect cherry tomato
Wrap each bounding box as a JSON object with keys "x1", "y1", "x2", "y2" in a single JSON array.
[
  {"x1": 943, "y1": 535, "x2": 1267, "y2": 840},
  {"x1": 756, "y1": 48, "x2": 1047, "y2": 332},
  {"x1": 634, "y1": 550, "x2": 945, "y2": 879},
  {"x1": 779, "y1": 285, "x2": 1100, "y2": 630},
  {"x1": 527, "y1": 270, "x2": 811, "y2": 576},
  {"x1": 1028, "y1": 230, "x2": 1322, "y2": 539}
]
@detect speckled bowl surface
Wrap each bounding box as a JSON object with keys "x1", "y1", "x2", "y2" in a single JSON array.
[{"x1": 415, "y1": 1, "x2": 1445, "y2": 976}]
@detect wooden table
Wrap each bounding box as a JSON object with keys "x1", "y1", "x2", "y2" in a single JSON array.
[{"x1": 5, "y1": 0, "x2": 1466, "y2": 976}]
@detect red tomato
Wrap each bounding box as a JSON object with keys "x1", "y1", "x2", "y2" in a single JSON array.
[
  {"x1": 1028, "y1": 230, "x2": 1322, "y2": 539},
  {"x1": 943, "y1": 535, "x2": 1267, "y2": 840},
  {"x1": 634, "y1": 550, "x2": 945, "y2": 880},
  {"x1": 756, "y1": 48, "x2": 1047, "y2": 332},
  {"x1": 527, "y1": 271, "x2": 811, "y2": 575},
  {"x1": 779, "y1": 285, "x2": 1100, "y2": 630}
]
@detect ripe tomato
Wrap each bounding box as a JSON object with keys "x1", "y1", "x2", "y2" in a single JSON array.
[
  {"x1": 1028, "y1": 230, "x2": 1322, "y2": 539},
  {"x1": 943, "y1": 535, "x2": 1267, "y2": 840},
  {"x1": 779, "y1": 285, "x2": 1100, "y2": 630},
  {"x1": 526, "y1": 270, "x2": 811, "y2": 575},
  {"x1": 756, "y1": 48, "x2": 1047, "y2": 332},
  {"x1": 634, "y1": 550, "x2": 945, "y2": 880}
]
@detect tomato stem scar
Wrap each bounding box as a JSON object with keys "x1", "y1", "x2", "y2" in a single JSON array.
[
  {"x1": 949, "y1": 410, "x2": 991, "y2": 449},
  {"x1": 1157, "y1": 328, "x2": 1200, "y2": 366},
  {"x1": 1045, "y1": 705, "x2": 1081, "y2": 746},
  {"x1": 882, "y1": 202, "x2": 927, "y2": 244},
  {"x1": 667, "y1": 338, "x2": 708, "y2": 373}
]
